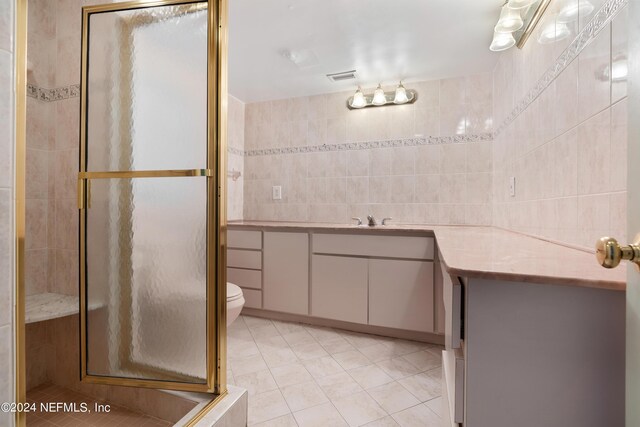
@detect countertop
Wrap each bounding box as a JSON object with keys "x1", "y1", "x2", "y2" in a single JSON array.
[{"x1": 227, "y1": 221, "x2": 626, "y2": 291}]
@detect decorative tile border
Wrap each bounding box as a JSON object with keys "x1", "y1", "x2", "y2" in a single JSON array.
[
  {"x1": 240, "y1": 133, "x2": 493, "y2": 157},
  {"x1": 494, "y1": 0, "x2": 627, "y2": 136},
  {"x1": 27, "y1": 83, "x2": 81, "y2": 102}
]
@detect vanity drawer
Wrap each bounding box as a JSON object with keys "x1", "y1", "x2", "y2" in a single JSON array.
[
  {"x1": 242, "y1": 288, "x2": 262, "y2": 309},
  {"x1": 228, "y1": 230, "x2": 262, "y2": 250},
  {"x1": 313, "y1": 233, "x2": 434, "y2": 260},
  {"x1": 227, "y1": 267, "x2": 262, "y2": 289},
  {"x1": 228, "y1": 249, "x2": 262, "y2": 270}
]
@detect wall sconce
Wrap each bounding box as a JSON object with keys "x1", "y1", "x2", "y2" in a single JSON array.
[
  {"x1": 347, "y1": 82, "x2": 417, "y2": 110},
  {"x1": 489, "y1": 0, "x2": 553, "y2": 52}
]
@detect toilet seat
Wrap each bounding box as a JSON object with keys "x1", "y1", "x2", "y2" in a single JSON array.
[{"x1": 227, "y1": 282, "x2": 243, "y2": 302}]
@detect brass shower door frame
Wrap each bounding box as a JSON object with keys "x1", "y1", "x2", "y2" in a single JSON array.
[{"x1": 78, "y1": 0, "x2": 227, "y2": 395}]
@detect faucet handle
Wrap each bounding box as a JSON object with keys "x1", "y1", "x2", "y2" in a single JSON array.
[
  {"x1": 351, "y1": 217, "x2": 362, "y2": 226},
  {"x1": 382, "y1": 217, "x2": 392, "y2": 225}
]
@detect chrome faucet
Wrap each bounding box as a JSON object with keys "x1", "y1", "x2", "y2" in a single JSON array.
[{"x1": 367, "y1": 215, "x2": 377, "y2": 226}]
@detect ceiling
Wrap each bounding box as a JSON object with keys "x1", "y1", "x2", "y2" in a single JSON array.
[{"x1": 228, "y1": 0, "x2": 504, "y2": 103}]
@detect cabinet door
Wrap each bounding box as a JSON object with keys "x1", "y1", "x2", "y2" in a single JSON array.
[
  {"x1": 312, "y1": 255, "x2": 368, "y2": 324},
  {"x1": 263, "y1": 232, "x2": 309, "y2": 315},
  {"x1": 369, "y1": 259, "x2": 434, "y2": 332}
]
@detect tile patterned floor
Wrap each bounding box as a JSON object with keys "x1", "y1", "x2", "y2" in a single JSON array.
[
  {"x1": 26, "y1": 383, "x2": 172, "y2": 426},
  {"x1": 228, "y1": 315, "x2": 444, "y2": 427}
]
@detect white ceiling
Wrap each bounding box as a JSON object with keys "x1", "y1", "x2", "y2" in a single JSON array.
[{"x1": 228, "y1": 0, "x2": 504, "y2": 103}]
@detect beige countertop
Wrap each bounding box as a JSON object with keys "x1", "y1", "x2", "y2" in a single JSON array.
[{"x1": 227, "y1": 221, "x2": 626, "y2": 291}]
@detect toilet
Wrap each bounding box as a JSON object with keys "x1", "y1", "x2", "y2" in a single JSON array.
[{"x1": 227, "y1": 282, "x2": 245, "y2": 326}]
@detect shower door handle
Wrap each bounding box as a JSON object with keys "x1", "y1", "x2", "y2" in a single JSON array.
[{"x1": 77, "y1": 169, "x2": 214, "y2": 209}]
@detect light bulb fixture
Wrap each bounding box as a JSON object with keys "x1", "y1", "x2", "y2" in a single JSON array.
[
  {"x1": 372, "y1": 84, "x2": 386, "y2": 106},
  {"x1": 349, "y1": 87, "x2": 366, "y2": 109},
  {"x1": 558, "y1": 0, "x2": 594, "y2": 23},
  {"x1": 488, "y1": 0, "x2": 555, "y2": 52},
  {"x1": 346, "y1": 82, "x2": 417, "y2": 110},
  {"x1": 394, "y1": 82, "x2": 409, "y2": 104},
  {"x1": 490, "y1": 31, "x2": 516, "y2": 51},
  {"x1": 508, "y1": 0, "x2": 537, "y2": 9},
  {"x1": 537, "y1": 17, "x2": 570, "y2": 44},
  {"x1": 495, "y1": 5, "x2": 523, "y2": 33}
]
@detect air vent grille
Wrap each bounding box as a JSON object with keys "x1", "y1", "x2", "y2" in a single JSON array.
[{"x1": 326, "y1": 70, "x2": 358, "y2": 82}]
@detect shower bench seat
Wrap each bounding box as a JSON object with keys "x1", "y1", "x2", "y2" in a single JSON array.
[{"x1": 25, "y1": 293, "x2": 99, "y2": 324}]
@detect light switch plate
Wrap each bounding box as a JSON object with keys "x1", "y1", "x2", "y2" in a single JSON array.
[
  {"x1": 272, "y1": 185, "x2": 282, "y2": 200},
  {"x1": 509, "y1": 176, "x2": 516, "y2": 197}
]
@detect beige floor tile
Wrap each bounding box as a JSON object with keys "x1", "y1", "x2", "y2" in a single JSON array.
[
  {"x1": 282, "y1": 330, "x2": 317, "y2": 346},
  {"x1": 333, "y1": 391, "x2": 388, "y2": 427},
  {"x1": 293, "y1": 402, "x2": 348, "y2": 427},
  {"x1": 363, "y1": 416, "x2": 401, "y2": 426},
  {"x1": 230, "y1": 353, "x2": 269, "y2": 376},
  {"x1": 332, "y1": 350, "x2": 371, "y2": 370},
  {"x1": 383, "y1": 340, "x2": 429, "y2": 357},
  {"x1": 376, "y1": 358, "x2": 422, "y2": 380},
  {"x1": 397, "y1": 369, "x2": 441, "y2": 402},
  {"x1": 291, "y1": 342, "x2": 329, "y2": 360},
  {"x1": 280, "y1": 380, "x2": 329, "y2": 412},
  {"x1": 261, "y1": 347, "x2": 300, "y2": 369},
  {"x1": 423, "y1": 397, "x2": 443, "y2": 418},
  {"x1": 348, "y1": 364, "x2": 394, "y2": 389},
  {"x1": 319, "y1": 336, "x2": 356, "y2": 355},
  {"x1": 272, "y1": 320, "x2": 307, "y2": 335},
  {"x1": 234, "y1": 369, "x2": 279, "y2": 396},
  {"x1": 358, "y1": 343, "x2": 397, "y2": 363},
  {"x1": 400, "y1": 350, "x2": 441, "y2": 372},
  {"x1": 270, "y1": 362, "x2": 314, "y2": 388},
  {"x1": 252, "y1": 413, "x2": 299, "y2": 427},
  {"x1": 366, "y1": 382, "x2": 421, "y2": 414},
  {"x1": 315, "y1": 372, "x2": 364, "y2": 400},
  {"x1": 391, "y1": 403, "x2": 441, "y2": 427},
  {"x1": 302, "y1": 356, "x2": 345, "y2": 379},
  {"x1": 248, "y1": 390, "x2": 291, "y2": 425}
]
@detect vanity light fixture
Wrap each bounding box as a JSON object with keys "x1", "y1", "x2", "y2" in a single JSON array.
[
  {"x1": 488, "y1": 0, "x2": 552, "y2": 51},
  {"x1": 490, "y1": 31, "x2": 516, "y2": 51},
  {"x1": 537, "y1": 15, "x2": 571, "y2": 44},
  {"x1": 495, "y1": 5, "x2": 523, "y2": 33},
  {"x1": 394, "y1": 82, "x2": 409, "y2": 104},
  {"x1": 508, "y1": 0, "x2": 537, "y2": 9},
  {"x1": 372, "y1": 85, "x2": 386, "y2": 106},
  {"x1": 350, "y1": 87, "x2": 367, "y2": 109},
  {"x1": 347, "y1": 82, "x2": 417, "y2": 110},
  {"x1": 557, "y1": 0, "x2": 594, "y2": 23}
]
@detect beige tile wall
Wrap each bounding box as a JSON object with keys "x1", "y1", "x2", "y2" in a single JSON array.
[
  {"x1": 0, "y1": 0, "x2": 15, "y2": 422},
  {"x1": 228, "y1": 95, "x2": 245, "y2": 221},
  {"x1": 240, "y1": 75, "x2": 494, "y2": 225},
  {"x1": 24, "y1": 0, "x2": 79, "y2": 298},
  {"x1": 492, "y1": 0, "x2": 628, "y2": 249}
]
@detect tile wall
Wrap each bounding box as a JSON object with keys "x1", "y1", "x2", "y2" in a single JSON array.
[
  {"x1": 25, "y1": 0, "x2": 79, "y2": 298},
  {"x1": 492, "y1": 0, "x2": 628, "y2": 249},
  {"x1": 0, "y1": 0, "x2": 14, "y2": 422},
  {"x1": 240, "y1": 75, "x2": 495, "y2": 225},
  {"x1": 228, "y1": 95, "x2": 245, "y2": 221}
]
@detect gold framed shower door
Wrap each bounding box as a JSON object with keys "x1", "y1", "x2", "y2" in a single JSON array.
[{"x1": 78, "y1": 0, "x2": 227, "y2": 395}]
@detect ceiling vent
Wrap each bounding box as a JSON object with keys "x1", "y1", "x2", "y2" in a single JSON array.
[{"x1": 326, "y1": 70, "x2": 358, "y2": 82}]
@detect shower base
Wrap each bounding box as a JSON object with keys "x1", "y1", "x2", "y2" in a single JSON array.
[{"x1": 26, "y1": 383, "x2": 172, "y2": 426}]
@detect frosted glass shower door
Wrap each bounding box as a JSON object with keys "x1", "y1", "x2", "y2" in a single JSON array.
[{"x1": 79, "y1": 0, "x2": 222, "y2": 393}]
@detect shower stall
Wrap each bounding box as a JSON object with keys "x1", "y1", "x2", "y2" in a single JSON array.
[{"x1": 20, "y1": 0, "x2": 229, "y2": 424}]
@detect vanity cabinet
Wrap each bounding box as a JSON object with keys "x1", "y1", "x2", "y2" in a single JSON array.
[
  {"x1": 227, "y1": 230, "x2": 263, "y2": 309},
  {"x1": 311, "y1": 255, "x2": 368, "y2": 324},
  {"x1": 369, "y1": 259, "x2": 434, "y2": 332},
  {"x1": 263, "y1": 232, "x2": 309, "y2": 315},
  {"x1": 312, "y1": 233, "x2": 436, "y2": 333}
]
